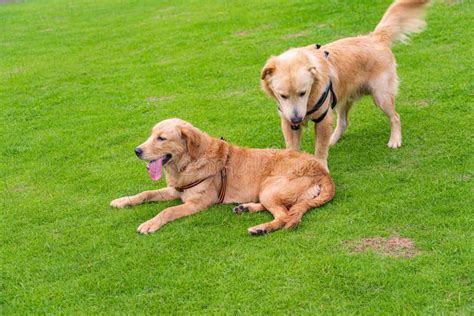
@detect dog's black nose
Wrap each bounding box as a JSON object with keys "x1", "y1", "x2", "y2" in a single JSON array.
[
  {"x1": 134, "y1": 147, "x2": 143, "y2": 157},
  {"x1": 290, "y1": 116, "x2": 303, "y2": 125}
]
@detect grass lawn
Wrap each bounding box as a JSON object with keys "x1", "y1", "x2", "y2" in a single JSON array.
[{"x1": 1, "y1": 0, "x2": 473, "y2": 313}]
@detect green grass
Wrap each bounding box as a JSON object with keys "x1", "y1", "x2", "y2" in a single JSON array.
[{"x1": 1, "y1": 0, "x2": 473, "y2": 314}]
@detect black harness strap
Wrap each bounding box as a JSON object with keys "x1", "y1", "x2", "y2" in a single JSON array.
[
  {"x1": 310, "y1": 80, "x2": 337, "y2": 124},
  {"x1": 328, "y1": 81, "x2": 337, "y2": 108},
  {"x1": 312, "y1": 107, "x2": 329, "y2": 123},
  {"x1": 306, "y1": 80, "x2": 337, "y2": 116},
  {"x1": 276, "y1": 79, "x2": 337, "y2": 126}
]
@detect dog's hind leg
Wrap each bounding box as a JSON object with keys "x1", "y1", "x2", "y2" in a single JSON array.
[
  {"x1": 373, "y1": 92, "x2": 402, "y2": 148},
  {"x1": 247, "y1": 186, "x2": 291, "y2": 235},
  {"x1": 371, "y1": 72, "x2": 401, "y2": 148},
  {"x1": 110, "y1": 187, "x2": 180, "y2": 209},
  {"x1": 233, "y1": 203, "x2": 266, "y2": 214},
  {"x1": 247, "y1": 202, "x2": 289, "y2": 236},
  {"x1": 330, "y1": 101, "x2": 353, "y2": 145},
  {"x1": 285, "y1": 175, "x2": 335, "y2": 229}
]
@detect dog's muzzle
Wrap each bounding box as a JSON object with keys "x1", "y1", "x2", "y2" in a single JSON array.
[{"x1": 290, "y1": 116, "x2": 303, "y2": 130}]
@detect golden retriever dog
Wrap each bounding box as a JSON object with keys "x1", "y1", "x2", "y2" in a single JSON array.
[
  {"x1": 261, "y1": 0, "x2": 431, "y2": 170},
  {"x1": 110, "y1": 118, "x2": 335, "y2": 235}
]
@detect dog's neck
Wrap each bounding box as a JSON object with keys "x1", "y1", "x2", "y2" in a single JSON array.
[
  {"x1": 164, "y1": 134, "x2": 230, "y2": 188},
  {"x1": 306, "y1": 56, "x2": 339, "y2": 114}
]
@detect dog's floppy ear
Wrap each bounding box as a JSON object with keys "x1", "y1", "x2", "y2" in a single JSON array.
[
  {"x1": 261, "y1": 65, "x2": 274, "y2": 80},
  {"x1": 308, "y1": 66, "x2": 319, "y2": 77},
  {"x1": 261, "y1": 57, "x2": 277, "y2": 80},
  {"x1": 180, "y1": 126, "x2": 202, "y2": 159}
]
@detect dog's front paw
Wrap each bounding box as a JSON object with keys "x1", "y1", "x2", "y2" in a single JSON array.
[
  {"x1": 137, "y1": 218, "x2": 163, "y2": 234},
  {"x1": 387, "y1": 138, "x2": 402, "y2": 149},
  {"x1": 110, "y1": 196, "x2": 131, "y2": 208},
  {"x1": 233, "y1": 204, "x2": 249, "y2": 215}
]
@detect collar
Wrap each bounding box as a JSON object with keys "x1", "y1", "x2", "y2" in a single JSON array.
[
  {"x1": 175, "y1": 141, "x2": 230, "y2": 204},
  {"x1": 175, "y1": 177, "x2": 208, "y2": 192},
  {"x1": 175, "y1": 169, "x2": 227, "y2": 204}
]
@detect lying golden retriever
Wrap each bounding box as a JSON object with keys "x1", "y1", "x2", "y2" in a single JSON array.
[
  {"x1": 110, "y1": 118, "x2": 335, "y2": 235},
  {"x1": 261, "y1": 0, "x2": 431, "y2": 170}
]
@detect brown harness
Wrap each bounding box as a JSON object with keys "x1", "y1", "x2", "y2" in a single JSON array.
[
  {"x1": 175, "y1": 177, "x2": 209, "y2": 192},
  {"x1": 175, "y1": 151, "x2": 229, "y2": 204}
]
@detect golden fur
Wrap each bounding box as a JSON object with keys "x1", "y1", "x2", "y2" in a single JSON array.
[
  {"x1": 261, "y1": 0, "x2": 431, "y2": 170},
  {"x1": 110, "y1": 118, "x2": 335, "y2": 235}
]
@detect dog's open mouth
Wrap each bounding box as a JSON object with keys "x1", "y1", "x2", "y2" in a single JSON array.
[
  {"x1": 146, "y1": 154, "x2": 172, "y2": 181},
  {"x1": 290, "y1": 123, "x2": 301, "y2": 130}
]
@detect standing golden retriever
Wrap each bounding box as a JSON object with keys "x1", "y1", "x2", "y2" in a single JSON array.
[
  {"x1": 110, "y1": 118, "x2": 335, "y2": 235},
  {"x1": 261, "y1": 0, "x2": 431, "y2": 170}
]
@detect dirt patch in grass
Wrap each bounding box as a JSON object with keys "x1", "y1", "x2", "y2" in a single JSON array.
[
  {"x1": 460, "y1": 172, "x2": 472, "y2": 182},
  {"x1": 222, "y1": 90, "x2": 246, "y2": 98},
  {"x1": 146, "y1": 95, "x2": 175, "y2": 103},
  {"x1": 12, "y1": 184, "x2": 29, "y2": 193},
  {"x1": 352, "y1": 235, "x2": 419, "y2": 258},
  {"x1": 416, "y1": 99, "x2": 431, "y2": 107},
  {"x1": 234, "y1": 30, "x2": 251, "y2": 37},
  {"x1": 0, "y1": 0, "x2": 27, "y2": 4},
  {"x1": 233, "y1": 24, "x2": 273, "y2": 37},
  {"x1": 444, "y1": 0, "x2": 464, "y2": 5},
  {"x1": 283, "y1": 30, "x2": 310, "y2": 39},
  {"x1": 8, "y1": 67, "x2": 27, "y2": 75}
]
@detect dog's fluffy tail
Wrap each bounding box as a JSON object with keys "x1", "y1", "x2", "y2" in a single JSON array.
[
  {"x1": 284, "y1": 174, "x2": 336, "y2": 229},
  {"x1": 372, "y1": 0, "x2": 431, "y2": 46}
]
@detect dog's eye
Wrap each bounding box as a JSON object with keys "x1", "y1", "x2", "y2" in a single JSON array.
[
  {"x1": 157, "y1": 136, "x2": 166, "y2": 141},
  {"x1": 280, "y1": 94, "x2": 288, "y2": 99},
  {"x1": 298, "y1": 91, "x2": 306, "y2": 97}
]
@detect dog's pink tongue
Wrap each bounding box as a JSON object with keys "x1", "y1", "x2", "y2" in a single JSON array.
[{"x1": 148, "y1": 158, "x2": 163, "y2": 181}]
